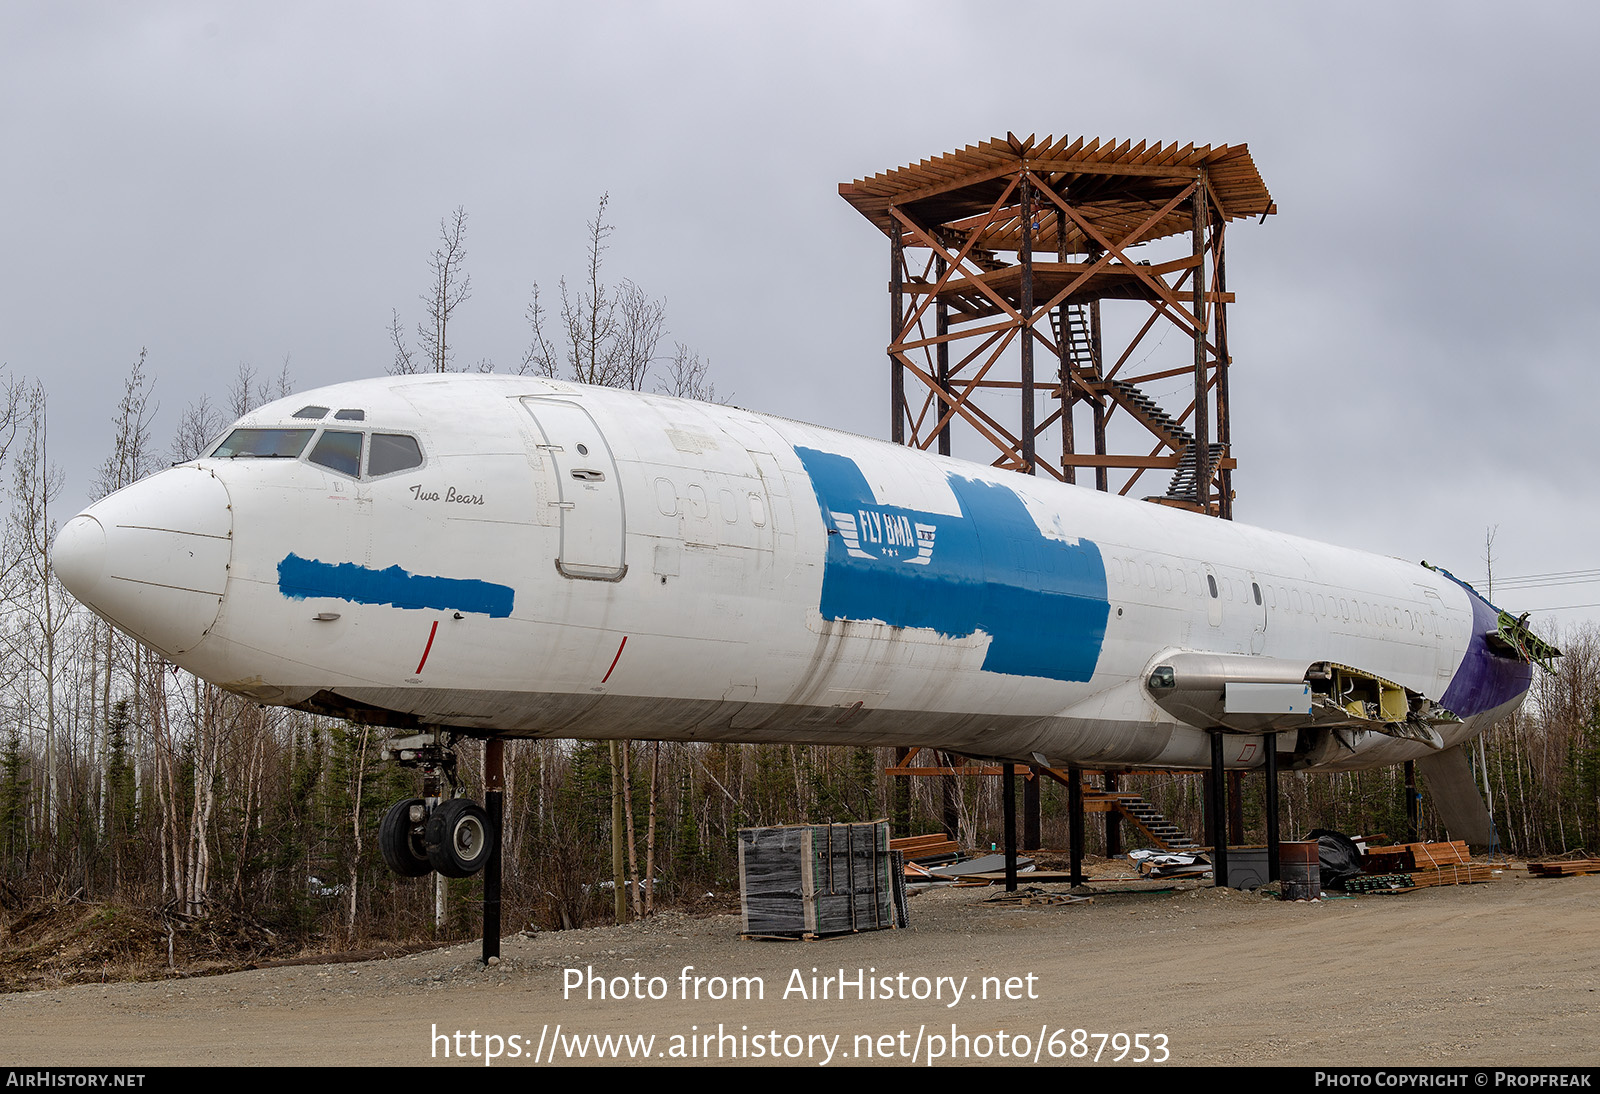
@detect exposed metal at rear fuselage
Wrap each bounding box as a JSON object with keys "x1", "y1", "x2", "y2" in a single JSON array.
[{"x1": 55, "y1": 375, "x2": 1535, "y2": 774}]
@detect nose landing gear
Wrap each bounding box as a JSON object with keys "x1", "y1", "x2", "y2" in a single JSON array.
[
  {"x1": 379, "y1": 732, "x2": 497, "y2": 878},
  {"x1": 378, "y1": 731, "x2": 506, "y2": 963}
]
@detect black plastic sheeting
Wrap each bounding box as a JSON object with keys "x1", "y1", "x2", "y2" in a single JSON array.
[
  {"x1": 1306, "y1": 828, "x2": 1366, "y2": 891},
  {"x1": 737, "y1": 821, "x2": 902, "y2": 936}
]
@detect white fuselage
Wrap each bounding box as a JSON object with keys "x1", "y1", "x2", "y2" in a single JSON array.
[{"x1": 54, "y1": 375, "x2": 1528, "y2": 772}]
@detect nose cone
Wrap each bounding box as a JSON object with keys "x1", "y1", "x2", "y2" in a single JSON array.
[{"x1": 54, "y1": 466, "x2": 232, "y2": 657}]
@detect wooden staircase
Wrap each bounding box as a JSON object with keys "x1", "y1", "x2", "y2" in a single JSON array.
[
  {"x1": 1051, "y1": 302, "x2": 1223, "y2": 506},
  {"x1": 1033, "y1": 762, "x2": 1198, "y2": 852},
  {"x1": 1089, "y1": 791, "x2": 1199, "y2": 851}
]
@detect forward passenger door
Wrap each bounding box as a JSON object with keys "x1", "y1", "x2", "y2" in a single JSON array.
[{"x1": 521, "y1": 398, "x2": 627, "y2": 581}]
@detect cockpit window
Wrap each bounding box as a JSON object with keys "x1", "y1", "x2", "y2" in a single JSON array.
[
  {"x1": 334, "y1": 408, "x2": 365, "y2": 421},
  {"x1": 212, "y1": 428, "x2": 315, "y2": 459},
  {"x1": 292, "y1": 406, "x2": 329, "y2": 420},
  {"x1": 308, "y1": 430, "x2": 364, "y2": 477},
  {"x1": 368, "y1": 433, "x2": 424, "y2": 476}
]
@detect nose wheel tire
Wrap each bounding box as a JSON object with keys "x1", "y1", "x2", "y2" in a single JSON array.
[
  {"x1": 425, "y1": 798, "x2": 496, "y2": 878},
  {"x1": 379, "y1": 798, "x2": 432, "y2": 877}
]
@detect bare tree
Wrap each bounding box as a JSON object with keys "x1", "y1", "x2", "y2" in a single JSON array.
[
  {"x1": 95, "y1": 350, "x2": 157, "y2": 499},
  {"x1": 614, "y1": 282, "x2": 667, "y2": 391},
  {"x1": 391, "y1": 207, "x2": 473, "y2": 375},
  {"x1": 422, "y1": 207, "x2": 472, "y2": 373},
  {"x1": 2, "y1": 384, "x2": 67, "y2": 832},
  {"x1": 655, "y1": 343, "x2": 723, "y2": 403},
  {"x1": 91, "y1": 352, "x2": 158, "y2": 839},
  {"x1": 169, "y1": 360, "x2": 288, "y2": 464},
  {"x1": 520, "y1": 284, "x2": 560, "y2": 377},
  {"x1": 388, "y1": 309, "x2": 417, "y2": 375},
  {"x1": 169, "y1": 395, "x2": 225, "y2": 465},
  {"x1": 523, "y1": 195, "x2": 668, "y2": 390},
  {"x1": 227, "y1": 360, "x2": 281, "y2": 418}
]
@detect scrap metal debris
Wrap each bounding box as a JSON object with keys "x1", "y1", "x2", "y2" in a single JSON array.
[
  {"x1": 1127, "y1": 848, "x2": 1211, "y2": 880},
  {"x1": 982, "y1": 886, "x2": 1090, "y2": 907}
]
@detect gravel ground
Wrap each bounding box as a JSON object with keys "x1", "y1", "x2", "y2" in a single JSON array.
[{"x1": 3, "y1": 868, "x2": 1596, "y2": 1068}]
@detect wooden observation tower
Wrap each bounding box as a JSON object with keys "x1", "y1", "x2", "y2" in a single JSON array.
[{"x1": 840, "y1": 133, "x2": 1274, "y2": 517}]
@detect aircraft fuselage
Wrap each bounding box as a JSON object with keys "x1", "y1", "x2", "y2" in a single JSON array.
[{"x1": 54, "y1": 374, "x2": 1533, "y2": 774}]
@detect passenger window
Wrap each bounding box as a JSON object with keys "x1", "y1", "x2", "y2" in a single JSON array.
[
  {"x1": 687, "y1": 484, "x2": 709, "y2": 520},
  {"x1": 368, "y1": 433, "x2": 424, "y2": 476},
  {"x1": 654, "y1": 477, "x2": 677, "y2": 516},
  {"x1": 309, "y1": 431, "x2": 363, "y2": 477}
]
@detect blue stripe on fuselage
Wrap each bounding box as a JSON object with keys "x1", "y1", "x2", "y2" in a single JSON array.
[
  {"x1": 795, "y1": 447, "x2": 1108, "y2": 682},
  {"x1": 277, "y1": 554, "x2": 515, "y2": 618}
]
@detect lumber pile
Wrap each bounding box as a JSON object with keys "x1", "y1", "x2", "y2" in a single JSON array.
[
  {"x1": 1363, "y1": 840, "x2": 1469, "y2": 871},
  {"x1": 1410, "y1": 841, "x2": 1472, "y2": 868},
  {"x1": 1527, "y1": 858, "x2": 1600, "y2": 878},
  {"x1": 1405, "y1": 863, "x2": 1496, "y2": 887},
  {"x1": 1362, "y1": 846, "x2": 1414, "y2": 874},
  {"x1": 1359, "y1": 841, "x2": 1491, "y2": 889},
  {"x1": 890, "y1": 832, "x2": 960, "y2": 861}
]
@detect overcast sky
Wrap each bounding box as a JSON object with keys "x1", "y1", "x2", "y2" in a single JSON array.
[{"x1": 3, "y1": 2, "x2": 1595, "y2": 636}]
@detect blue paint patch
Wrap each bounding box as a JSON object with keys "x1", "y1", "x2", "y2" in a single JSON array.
[
  {"x1": 795, "y1": 447, "x2": 1109, "y2": 682},
  {"x1": 277, "y1": 554, "x2": 514, "y2": 618}
]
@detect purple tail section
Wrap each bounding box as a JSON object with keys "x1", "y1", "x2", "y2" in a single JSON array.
[{"x1": 1437, "y1": 571, "x2": 1534, "y2": 719}]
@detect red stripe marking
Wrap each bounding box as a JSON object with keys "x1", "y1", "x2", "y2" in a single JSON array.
[
  {"x1": 415, "y1": 620, "x2": 440, "y2": 675},
  {"x1": 600, "y1": 636, "x2": 628, "y2": 683}
]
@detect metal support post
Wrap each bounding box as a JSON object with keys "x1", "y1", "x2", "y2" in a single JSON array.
[
  {"x1": 1002, "y1": 763, "x2": 1019, "y2": 892},
  {"x1": 890, "y1": 223, "x2": 904, "y2": 445},
  {"x1": 1405, "y1": 760, "x2": 1419, "y2": 842},
  {"x1": 1023, "y1": 767, "x2": 1040, "y2": 851},
  {"x1": 1209, "y1": 731, "x2": 1229, "y2": 888},
  {"x1": 1265, "y1": 733, "x2": 1280, "y2": 882},
  {"x1": 482, "y1": 738, "x2": 504, "y2": 964},
  {"x1": 1191, "y1": 171, "x2": 1210, "y2": 509},
  {"x1": 1068, "y1": 762, "x2": 1085, "y2": 886},
  {"x1": 1019, "y1": 178, "x2": 1035, "y2": 474}
]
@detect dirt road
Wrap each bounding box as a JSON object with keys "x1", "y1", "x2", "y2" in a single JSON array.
[{"x1": 3, "y1": 870, "x2": 1596, "y2": 1068}]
